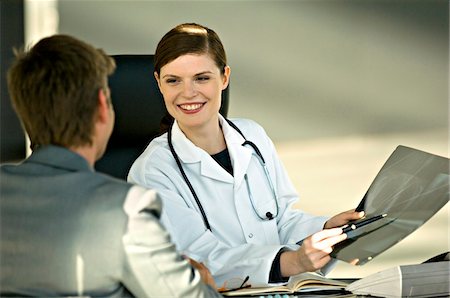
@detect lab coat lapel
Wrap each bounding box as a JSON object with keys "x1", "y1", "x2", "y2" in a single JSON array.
[
  {"x1": 171, "y1": 121, "x2": 234, "y2": 183},
  {"x1": 220, "y1": 116, "x2": 253, "y2": 189}
]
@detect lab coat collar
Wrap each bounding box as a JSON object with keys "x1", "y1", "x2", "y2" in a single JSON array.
[
  {"x1": 170, "y1": 116, "x2": 253, "y2": 186},
  {"x1": 171, "y1": 121, "x2": 202, "y2": 163},
  {"x1": 220, "y1": 115, "x2": 254, "y2": 187},
  {"x1": 171, "y1": 120, "x2": 233, "y2": 183}
]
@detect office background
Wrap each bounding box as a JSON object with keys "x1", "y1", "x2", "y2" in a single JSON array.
[{"x1": 1, "y1": 0, "x2": 448, "y2": 278}]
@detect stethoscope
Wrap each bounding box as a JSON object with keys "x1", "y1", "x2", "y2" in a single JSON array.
[{"x1": 167, "y1": 118, "x2": 279, "y2": 231}]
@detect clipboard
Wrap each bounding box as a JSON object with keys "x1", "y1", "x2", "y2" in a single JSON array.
[{"x1": 330, "y1": 145, "x2": 449, "y2": 265}]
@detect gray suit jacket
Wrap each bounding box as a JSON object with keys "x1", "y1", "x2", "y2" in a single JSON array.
[{"x1": 0, "y1": 145, "x2": 220, "y2": 297}]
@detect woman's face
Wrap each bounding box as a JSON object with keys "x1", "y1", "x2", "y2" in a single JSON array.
[{"x1": 155, "y1": 53, "x2": 230, "y2": 132}]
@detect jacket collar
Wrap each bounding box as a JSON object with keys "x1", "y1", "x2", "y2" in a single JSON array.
[
  {"x1": 27, "y1": 145, "x2": 94, "y2": 172},
  {"x1": 171, "y1": 115, "x2": 253, "y2": 186}
]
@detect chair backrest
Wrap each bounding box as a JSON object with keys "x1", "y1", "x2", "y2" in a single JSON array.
[{"x1": 95, "y1": 55, "x2": 230, "y2": 179}]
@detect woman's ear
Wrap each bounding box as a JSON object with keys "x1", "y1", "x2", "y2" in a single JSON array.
[
  {"x1": 154, "y1": 71, "x2": 161, "y2": 89},
  {"x1": 222, "y1": 66, "x2": 231, "y2": 90}
]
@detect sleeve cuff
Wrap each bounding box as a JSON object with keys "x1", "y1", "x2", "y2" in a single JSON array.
[{"x1": 268, "y1": 247, "x2": 290, "y2": 283}]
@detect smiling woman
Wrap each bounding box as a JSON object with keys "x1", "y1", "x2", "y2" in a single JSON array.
[
  {"x1": 152, "y1": 23, "x2": 231, "y2": 154},
  {"x1": 127, "y1": 23, "x2": 364, "y2": 287},
  {"x1": 154, "y1": 53, "x2": 230, "y2": 150}
]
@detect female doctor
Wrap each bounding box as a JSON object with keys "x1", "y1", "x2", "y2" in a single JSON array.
[{"x1": 128, "y1": 23, "x2": 363, "y2": 288}]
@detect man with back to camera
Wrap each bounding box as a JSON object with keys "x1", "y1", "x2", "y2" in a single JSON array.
[{"x1": 0, "y1": 34, "x2": 220, "y2": 297}]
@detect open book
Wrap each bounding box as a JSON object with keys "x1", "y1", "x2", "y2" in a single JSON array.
[{"x1": 221, "y1": 272, "x2": 350, "y2": 296}]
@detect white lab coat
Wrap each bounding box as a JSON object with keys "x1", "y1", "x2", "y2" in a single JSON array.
[{"x1": 128, "y1": 115, "x2": 330, "y2": 286}]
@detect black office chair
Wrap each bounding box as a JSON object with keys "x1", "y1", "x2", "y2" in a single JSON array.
[{"x1": 95, "y1": 55, "x2": 230, "y2": 179}]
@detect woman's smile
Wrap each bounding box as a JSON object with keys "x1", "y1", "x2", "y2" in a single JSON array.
[{"x1": 178, "y1": 102, "x2": 205, "y2": 114}]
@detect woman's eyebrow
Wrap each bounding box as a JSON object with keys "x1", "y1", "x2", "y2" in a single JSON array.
[
  {"x1": 162, "y1": 71, "x2": 215, "y2": 79},
  {"x1": 162, "y1": 74, "x2": 179, "y2": 79},
  {"x1": 194, "y1": 71, "x2": 214, "y2": 76}
]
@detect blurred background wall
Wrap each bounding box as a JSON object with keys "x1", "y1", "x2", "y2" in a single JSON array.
[
  {"x1": 56, "y1": 0, "x2": 448, "y2": 142},
  {"x1": 2, "y1": 0, "x2": 448, "y2": 278}
]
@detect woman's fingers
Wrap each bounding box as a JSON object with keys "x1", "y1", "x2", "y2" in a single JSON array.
[
  {"x1": 310, "y1": 227, "x2": 345, "y2": 242},
  {"x1": 308, "y1": 228, "x2": 347, "y2": 252},
  {"x1": 297, "y1": 227, "x2": 348, "y2": 272},
  {"x1": 324, "y1": 209, "x2": 365, "y2": 229}
]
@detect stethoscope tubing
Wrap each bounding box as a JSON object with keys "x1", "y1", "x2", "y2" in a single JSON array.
[
  {"x1": 167, "y1": 126, "x2": 212, "y2": 231},
  {"x1": 168, "y1": 119, "x2": 279, "y2": 231}
]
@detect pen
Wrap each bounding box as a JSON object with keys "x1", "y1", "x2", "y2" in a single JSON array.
[{"x1": 343, "y1": 213, "x2": 387, "y2": 233}]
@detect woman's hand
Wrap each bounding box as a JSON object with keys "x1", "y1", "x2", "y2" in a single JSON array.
[
  {"x1": 324, "y1": 209, "x2": 364, "y2": 229},
  {"x1": 188, "y1": 258, "x2": 218, "y2": 289},
  {"x1": 280, "y1": 227, "x2": 348, "y2": 277}
]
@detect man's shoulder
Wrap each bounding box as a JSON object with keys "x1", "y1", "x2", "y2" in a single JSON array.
[
  {"x1": 95, "y1": 170, "x2": 134, "y2": 187},
  {"x1": 89, "y1": 171, "x2": 137, "y2": 202},
  {"x1": 94, "y1": 171, "x2": 161, "y2": 213}
]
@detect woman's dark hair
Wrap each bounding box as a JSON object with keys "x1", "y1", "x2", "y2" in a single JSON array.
[{"x1": 154, "y1": 23, "x2": 227, "y2": 76}]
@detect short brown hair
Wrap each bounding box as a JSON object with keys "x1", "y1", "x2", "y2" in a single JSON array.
[
  {"x1": 154, "y1": 23, "x2": 227, "y2": 76},
  {"x1": 7, "y1": 34, "x2": 115, "y2": 150}
]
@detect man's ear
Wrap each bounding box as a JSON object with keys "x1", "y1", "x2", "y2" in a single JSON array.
[{"x1": 97, "y1": 88, "x2": 109, "y2": 123}]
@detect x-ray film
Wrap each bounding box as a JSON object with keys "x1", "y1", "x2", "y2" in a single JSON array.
[{"x1": 331, "y1": 145, "x2": 450, "y2": 265}]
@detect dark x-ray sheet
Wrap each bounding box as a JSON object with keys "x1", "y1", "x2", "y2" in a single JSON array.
[{"x1": 331, "y1": 145, "x2": 449, "y2": 265}]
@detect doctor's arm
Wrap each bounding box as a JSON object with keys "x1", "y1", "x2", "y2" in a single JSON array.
[{"x1": 257, "y1": 124, "x2": 362, "y2": 277}]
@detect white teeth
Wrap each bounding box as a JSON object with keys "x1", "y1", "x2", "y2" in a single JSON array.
[{"x1": 180, "y1": 103, "x2": 203, "y2": 110}]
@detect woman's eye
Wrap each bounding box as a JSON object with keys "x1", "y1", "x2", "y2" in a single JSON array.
[
  {"x1": 196, "y1": 76, "x2": 210, "y2": 82},
  {"x1": 166, "y1": 78, "x2": 179, "y2": 84}
]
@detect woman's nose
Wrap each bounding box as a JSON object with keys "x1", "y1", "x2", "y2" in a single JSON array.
[{"x1": 182, "y1": 81, "x2": 198, "y2": 98}]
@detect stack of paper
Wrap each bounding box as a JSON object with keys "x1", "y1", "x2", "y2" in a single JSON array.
[{"x1": 346, "y1": 262, "x2": 450, "y2": 297}]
